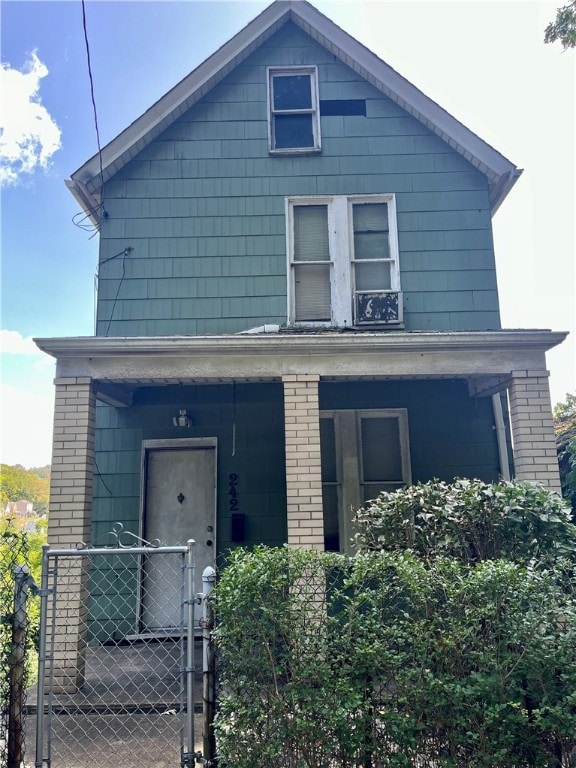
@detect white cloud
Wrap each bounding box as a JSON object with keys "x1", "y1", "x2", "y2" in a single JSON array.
[
  {"x1": 0, "y1": 51, "x2": 62, "y2": 186},
  {"x1": 0, "y1": 382, "x2": 54, "y2": 468},
  {"x1": 1, "y1": 329, "x2": 49, "y2": 358},
  {"x1": 1, "y1": 331, "x2": 55, "y2": 466}
]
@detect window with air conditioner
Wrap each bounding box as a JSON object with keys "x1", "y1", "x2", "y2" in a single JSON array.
[
  {"x1": 287, "y1": 195, "x2": 402, "y2": 326},
  {"x1": 320, "y1": 409, "x2": 411, "y2": 553},
  {"x1": 268, "y1": 67, "x2": 321, "y2": 153}
]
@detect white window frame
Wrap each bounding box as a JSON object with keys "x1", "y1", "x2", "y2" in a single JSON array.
[
  {"x1": 286, "y1": 194, "x2": 401, "y2": 327},
  {"x1": 267, "y1": 66, "x2": 321, "y2": 154},
  {"x1": 320, "y1": 408, "x2": 411, "y2": 554}
]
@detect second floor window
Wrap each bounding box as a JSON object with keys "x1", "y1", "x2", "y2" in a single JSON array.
[
  {"x1": 268, "y1": 67, "x2": 321, "y2": 153},
  {"x1": 287, "y1": 194, "x2": 401, "y2": 326}
]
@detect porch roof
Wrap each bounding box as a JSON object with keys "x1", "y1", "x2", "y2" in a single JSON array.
[{"x1": 35, "y1": 329, "x2": 566, "y2": 405}]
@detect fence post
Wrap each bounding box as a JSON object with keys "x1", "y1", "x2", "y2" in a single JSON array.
[
  {"x1": 8, "y1": 565, "x2": 37, "y2": 768},
  {"x1": 201, "y1": 566, "x2": 216, "y2": 764},
  {"x1": 183, "y1": 539, "x2": 197, "y2": 767}
]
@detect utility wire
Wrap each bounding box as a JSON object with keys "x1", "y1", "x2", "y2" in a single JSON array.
[
  {"x1": 73, "y1": 0, "x2": 106, "y2": 232},
  {"x1": 100, "y1": 247, "x2": 134, "y2": 268},
  {"x1": 81, "y1": 0, "x2": 104, "y2": 188},
  {"x1": 99, "y1": 248, "x2": 133, "y2": 336}
]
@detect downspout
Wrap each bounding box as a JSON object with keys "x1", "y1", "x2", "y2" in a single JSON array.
[{"x1": 492, "y1": 392, "x2": 510, "y2": 481}]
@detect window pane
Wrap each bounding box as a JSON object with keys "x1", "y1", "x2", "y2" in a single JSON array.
[
  {"x1": 355, "y1": 261, "x2": 391, "y2": 291},
  {"x1": 273, "y1": 75, "x2": 312, "y2": 110},
  {"x1": 354, "y1": 232, "x2": 391, "y2": 260},
  {"x1": 361, "y1": 417, "x2": 402, "y2": 481},
  {"x1": 274, "y1": 114, "x2": 314, "y2": 149},
  {"x1": 294, "y1": 263, "x2": 331, "y2": 321},
  {"x1": 353, "y1": 203, "x2": 390, "y2": 260},
  {"x1": 362, "y1": 482, "x2": 403, "y2": 503},
  {"x1": 353, "y1": 203, "x2": 388, "y2": 233},
  {"x1": 320, "y1": 418, "x2": 337, "y2": 482},
  {"x1": 322, "y1": 484, "x2": 339, "y2": 551},
  {"x1": 294, "y1": 206, "x2": 329, "y2": 262}
]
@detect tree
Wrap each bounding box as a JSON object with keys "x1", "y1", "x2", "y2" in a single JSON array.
[
  {"x1": 0, "y1": 464, "x2": 50, "y2": 515},
  {"x1": 554, "y1": 393, "x2": 576, "y2": 518},
  {"x1": 544, "y1": 1, "x2": 576, "y2": 48}
]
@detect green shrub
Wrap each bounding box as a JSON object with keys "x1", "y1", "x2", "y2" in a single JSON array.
[
  {"x1": 353, "y1": 478, "x2": 576, "y2": 565},
  {"x1": 213, "y1": 547, "x2": 576, "y2": 767}
]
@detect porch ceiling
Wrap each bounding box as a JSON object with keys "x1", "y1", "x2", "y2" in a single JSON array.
[{"x1": 35, "y1": 330, "x2": 567, "y2": 402}]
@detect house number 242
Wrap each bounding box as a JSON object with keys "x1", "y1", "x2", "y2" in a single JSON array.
[{"x1": 229, "y1": 473, "x2": 239, "y2": 512}]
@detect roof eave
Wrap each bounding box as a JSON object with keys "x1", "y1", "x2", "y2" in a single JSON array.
[
  {"x1": 69, "y1": 0, "x2": 520, "y2": 222},
  {"x1": 34, "y1": 329, "x2": 568, "y2": 360},
  {"x1": 65, "y1": 179, "x2": 102, "y2": 228},
  {"x1": 69, "y1": 1, "x2": 295, "y2": 195},
  {"x1": 489, "y1": 168, "x2": 524, "y2": 215}
]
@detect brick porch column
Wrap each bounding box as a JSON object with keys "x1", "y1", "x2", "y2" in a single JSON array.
[
  {"x1": 282, "y1": 374, "x2": 324, "y2": 550},
  {"x1": 48, "y1": 376, "x2": 96, "y2": 691},
  {"x1": 508, "y1": 370, "x2": 561, "y2": 492}
]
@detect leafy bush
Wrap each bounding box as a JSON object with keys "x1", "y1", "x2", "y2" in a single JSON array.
[
  {"x1": 554, "y1": 393, "x2": 576, "y2": 518},
  {"x1": 213, "y1": 547, "x2": 576, "y2": 767},
  {"x1": 353, "y1": 478, "x2": 576, "y2": 565},
  {"x1": 213, "y1": 481, "x2": 576, "y2": 766}
]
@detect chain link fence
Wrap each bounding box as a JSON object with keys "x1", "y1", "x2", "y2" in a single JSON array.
[
  {"x1": 1, "y1": 526, "x2": 40, "y2": 768},
  {"x1": 30, "y1": 543, "x2": 203, "y2": 768}
]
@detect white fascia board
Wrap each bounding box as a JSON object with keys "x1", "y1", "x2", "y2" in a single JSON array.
[
  {"x1": 34, "y1": 330, "x2": 567, "y2": 383},
  {"x1": 65, "y1": 178, "x2": 101, "y2": 228},
  {"x1": 69, "y1": 0, "x2": 520, "y2": 216},
  {"x1": 35, "y1": 330, "x2": 567, "y2": 360}
]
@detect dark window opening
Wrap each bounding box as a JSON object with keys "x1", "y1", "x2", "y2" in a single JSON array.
[{"x1": 320, "y1": 99, "x2": 366, "y2": 116}]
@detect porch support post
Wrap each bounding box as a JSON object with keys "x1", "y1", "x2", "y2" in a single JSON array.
[
  {"x1": 48, "y1": 376, "x2": 96, "y2": 691},
  {"x1": 282, "y1": 374, "x2": 324, "y2": 550},
  {"x1": 508, "y1": 370, "x2": 561, "y2": 492}
]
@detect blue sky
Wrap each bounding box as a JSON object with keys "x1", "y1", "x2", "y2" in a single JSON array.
[{"x1": 1, "y1": 0, "x2": 574, "y2": 468}]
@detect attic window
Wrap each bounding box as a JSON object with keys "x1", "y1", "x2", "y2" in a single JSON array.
[{"x1": 268, "y1": 67, "x2": 321, "y2": 154}]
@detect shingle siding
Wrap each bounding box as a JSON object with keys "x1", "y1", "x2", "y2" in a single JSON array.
[{"x1": 97, "y1": 21, "x2": 500, "y2": 336}]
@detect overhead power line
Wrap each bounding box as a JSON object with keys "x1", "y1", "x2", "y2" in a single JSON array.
[{"x1": 73, "y1": 0, "x2": 106, "y2": 233}]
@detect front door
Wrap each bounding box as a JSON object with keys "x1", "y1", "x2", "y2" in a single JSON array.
[{"x1": 140, "y1": 439, "x2": 216, "y2": 632}]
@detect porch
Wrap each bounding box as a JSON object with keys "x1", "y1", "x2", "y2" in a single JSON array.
[{"x1": 35, "y1": 329, "x2": 565, "y2": 558}]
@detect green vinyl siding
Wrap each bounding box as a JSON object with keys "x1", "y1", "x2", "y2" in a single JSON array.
[
  {"x1": 89, "y1": 378, "x2": 508, "y2": 639},
  {"x1": 97, "y1": 21, "x2": 500, "y2": 336},
  {"x1": 89, "y1": 382, "x2": 287, "y2": 640},
  {"x1": 92, "y1": 383, "x2": 287, "y2": 550},
  {"x1": 320, "y1": 379, "x2": 505, "y2": 484}
]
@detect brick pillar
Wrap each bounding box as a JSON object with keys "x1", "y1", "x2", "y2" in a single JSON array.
[
  {"x1": 282, "y1": 374, "x2": 324, "y2": 550},
  {"x1": 49, "y1": 377, "x2": 96, "y2": 547},
  {"x1": 48, "y1": 377, "x2": 96, "y2": 691},
  {"x1": 508, "y1": 370, "x2": 561, "y2": 492}
]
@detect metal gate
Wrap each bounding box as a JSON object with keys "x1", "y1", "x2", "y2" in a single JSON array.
[{"x1": 33, "y1": 536, "x2": 203, "y2": 768}]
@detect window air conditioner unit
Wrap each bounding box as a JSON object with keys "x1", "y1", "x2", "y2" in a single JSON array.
[{"x1": 355, "y1": 291, "x2": 403, "y2": 325}]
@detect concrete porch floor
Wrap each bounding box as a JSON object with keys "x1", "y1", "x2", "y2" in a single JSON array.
[{"x1": 23, "y1": 639, "x2": 209, "y2": 768}]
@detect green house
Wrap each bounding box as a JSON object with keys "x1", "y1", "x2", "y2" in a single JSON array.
[{"x1": 37, "y1": 0, "x2": 565, "y2": 637}]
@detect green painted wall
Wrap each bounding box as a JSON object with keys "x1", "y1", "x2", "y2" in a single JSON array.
[
  {"x1": 320, "y1": 379, "x2": 504, "y2": 483},
  {"x1": 88, "y1": 379, "x2": 505, "y2": 639},
  {"x1": 96, "y1": 22, "x2": 500, "y2": 336},
  {"x1": 92, "y1": 383, "x2": 287, "y2": 549},
  {"x1": 89, "y1": 382, "x2": 286, "y2": 640}
]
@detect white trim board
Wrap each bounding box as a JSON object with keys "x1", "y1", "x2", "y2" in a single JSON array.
[{"x1": 34, "y1": 329, "x2": 566, "y2": 384}]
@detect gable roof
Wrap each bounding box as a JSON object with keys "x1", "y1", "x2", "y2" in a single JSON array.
[{"x1": 68, "y1": 0, "x2": 521, "y2": 225}]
